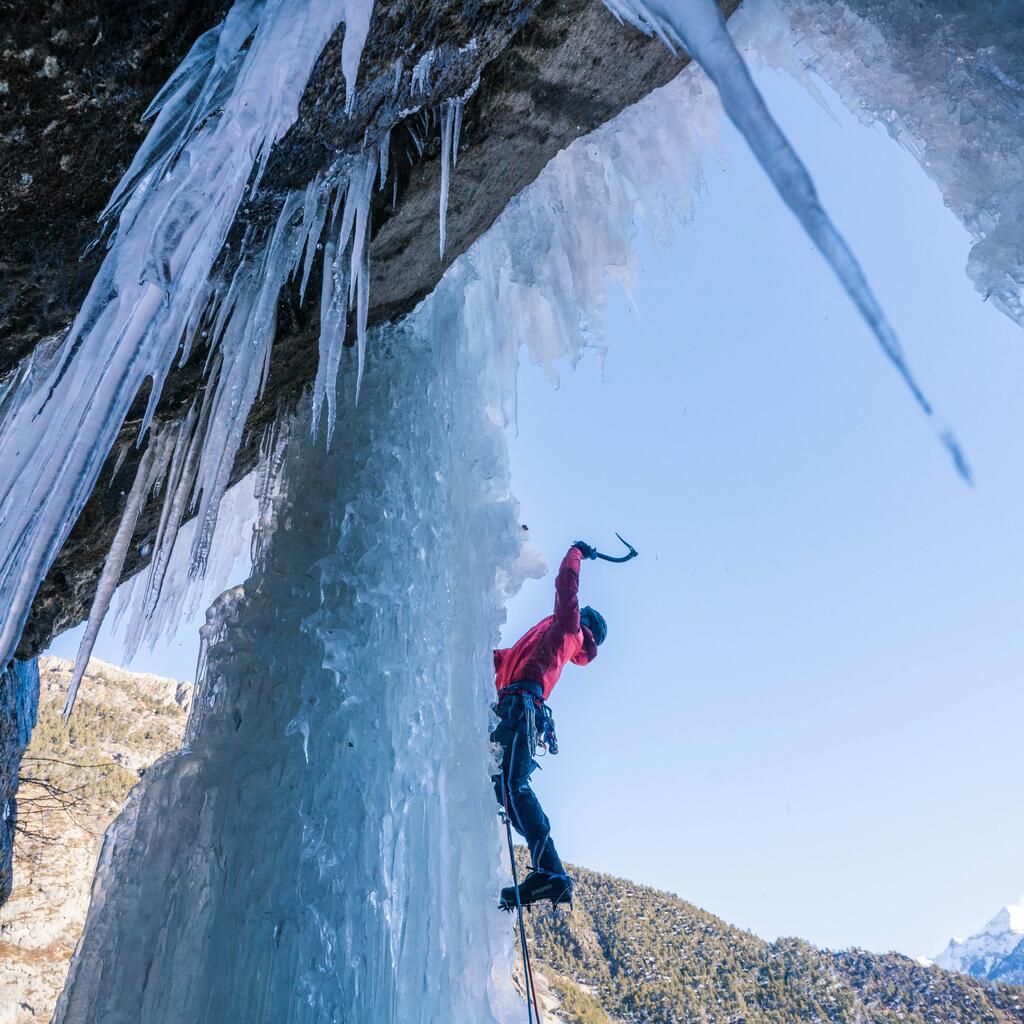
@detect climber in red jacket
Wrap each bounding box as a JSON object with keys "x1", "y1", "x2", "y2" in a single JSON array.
[{"x1": 492, "y1": 541, "x2": 607, "y2": 910}]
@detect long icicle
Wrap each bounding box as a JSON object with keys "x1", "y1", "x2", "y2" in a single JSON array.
[
  {"x1": 63, "y1": 429, "x2": 173, "y2": 720},
  {"x1": 602, "y1": 0, "x2": 971, "y2": 482},
  {"x1": 439, "y1": 99, "x2": 459, "y2": 257}
]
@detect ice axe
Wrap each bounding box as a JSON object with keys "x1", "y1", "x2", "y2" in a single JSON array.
[{"x1": 593, "y1": 532, "x2": 638, "y2": 564}]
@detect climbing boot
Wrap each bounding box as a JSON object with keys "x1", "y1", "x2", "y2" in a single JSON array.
[{"x1": 499, "y1": 871, "x2": 573, "y2": 911}]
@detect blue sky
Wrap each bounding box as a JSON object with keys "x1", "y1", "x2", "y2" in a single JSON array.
[
  {"x1": 51, "y1": 62, "x2": 1023, "y2": 958},
  {"x1": 499, "y1": 67, "x2": 1024, "y2": 957}
]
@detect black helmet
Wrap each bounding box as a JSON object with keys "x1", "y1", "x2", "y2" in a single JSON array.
[{"x1": 580, "y1": 606, "x2": 607, "y2": 645}]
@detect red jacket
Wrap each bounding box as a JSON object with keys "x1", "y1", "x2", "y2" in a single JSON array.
[{"x1": 494, "y1": 546, "x2": 598, "y2": 701}]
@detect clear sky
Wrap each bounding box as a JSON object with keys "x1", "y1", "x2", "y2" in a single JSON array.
[
  {"x1": 499, "y1": 66, "x2": 1024, "y2": 958},
  {"x1": 50, "y1": 62, "x2": 1023, "y2": 959}
]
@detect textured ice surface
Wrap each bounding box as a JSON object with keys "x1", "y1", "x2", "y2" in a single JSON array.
[
  {"x1": 54, "y1": 332, "x2": 529, "y2": 1024},
  {"x1": 748, "y1": 0, "x2": 1024, "y2": 331}
]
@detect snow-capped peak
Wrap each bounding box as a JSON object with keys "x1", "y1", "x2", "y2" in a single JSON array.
[
  {"x1": 984, "y1": 898, "x2": 1024, "y2": 936},
  {"x1": 933, "y1": 896, "x2": 1024, "y2": 984}
]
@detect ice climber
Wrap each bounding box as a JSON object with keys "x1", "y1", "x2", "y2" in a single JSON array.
[{"x1": 492, "y1": 541, "x2": 608, "y2": 910}]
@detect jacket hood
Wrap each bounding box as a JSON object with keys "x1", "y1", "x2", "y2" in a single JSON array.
[{"x1": 572, "y1": 626, "x2": 599, "y2": 665}]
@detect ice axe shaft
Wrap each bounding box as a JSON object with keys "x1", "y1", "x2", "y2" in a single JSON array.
[{"x1": 594, "y1": 532, "x2": 638, "y2": 563}]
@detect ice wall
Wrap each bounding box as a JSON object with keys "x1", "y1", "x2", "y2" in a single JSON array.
[
  {"x1": 36, "y1": 0, "x2": 1022, "y2": 1016},
  {"x1": 54, "y1": 322, "x2": 526, "y2": 1024},
  {"x1": 745, "y1": 0, "x2": 1024, "y2": 329}
]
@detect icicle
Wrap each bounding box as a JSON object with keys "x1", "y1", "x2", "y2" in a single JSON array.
[
  {"x1": 378, "y1": 129, "x2": 391, "y2": 190},
  {"x1": 187, "y1": 190, "x2": 307, "y2": 577},
  {"x1": 297, "y1": 174, "x2": 330, "y2": 303},
  {"x1": 120, "y1": 402, "x2": 203, "y2": 661},
  {"x1": 311, "y1": 150, "x2": 378, "y2": 435},
  {"x1": 109, "y1": 442, "x2": 131, "y2": 482},
  {"x1": 452, "y1": 98, "x2": 463, "y2": 168},
  {"x1": 354, "y1": 234, "x2": 371, "y2": 400},
  {"x1": 601, "y1": 0, "x2": 970, "y2": 481},
  {"x1": 411, "y1": 49, "x2": 435, "y2": 94},
  {"x1": 63, "y1": 429, "x2": 173, "y2": 721},
  {"x1": 438, "y1": 99, "x2": 460, "y2": 257},
  {"x1": 341, "y1": 0, "x2": 373, "y2": 113},
  {"x1": 312, "y1": 222, "x2": 350, "y2": 441}
]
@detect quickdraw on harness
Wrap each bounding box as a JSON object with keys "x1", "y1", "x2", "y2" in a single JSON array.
[{"x1": 496, "y1": 682, "x2": 558, "y2": 757}]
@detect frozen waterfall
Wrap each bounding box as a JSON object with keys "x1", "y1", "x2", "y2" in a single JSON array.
[{"x1": 54, "y1": 320, "x2": 527, "y2": 1024}]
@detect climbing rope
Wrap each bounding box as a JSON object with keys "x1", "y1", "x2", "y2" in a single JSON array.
[{"x1": 502, "y1": 777, "x2": 542, "y2": 1022}]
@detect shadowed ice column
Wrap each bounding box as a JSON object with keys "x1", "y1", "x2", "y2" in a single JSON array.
[{"x1": 55, "y1": 322, "x2": 525, "y2": 1024}]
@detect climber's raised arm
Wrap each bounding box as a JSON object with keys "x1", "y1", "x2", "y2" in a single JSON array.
[{"x1": 553, "y1": 542, "x2": 595, "y2": 633}]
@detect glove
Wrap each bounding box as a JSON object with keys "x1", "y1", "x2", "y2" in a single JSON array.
[{"x1": 572, "y1": 540, "x2": 597, "y2": 560}]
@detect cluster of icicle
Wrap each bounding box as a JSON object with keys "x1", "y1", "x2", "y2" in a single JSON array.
[
  {"x1": 0, "y1": 0, "x2": 368, "y2": 688},
  {"x1": 746, "y1": 0, "x2": 1024, "y2": 330},
  {"x1": 0, "y1": 0, "x2": 487, "y2": 711},
  {"x1": 0, "y1": 0, "x2": 970, "y2": 710}
]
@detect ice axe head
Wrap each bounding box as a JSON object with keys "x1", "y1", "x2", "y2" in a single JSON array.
[{"x1": 594, "y1": 533, "x2": 639, "y2": 563}]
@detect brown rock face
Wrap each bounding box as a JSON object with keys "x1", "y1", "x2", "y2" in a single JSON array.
[
  {"x1": 1, "y1": 0, "x2": 737, "y2": 657},
  {"x1": 0, "y1": 657, "x2": 190, "y2": 1021}
]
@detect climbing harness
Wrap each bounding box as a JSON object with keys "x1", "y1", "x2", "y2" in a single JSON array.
[
  {"x1": 592, "y1": 532, "x2": 639, "y2": 563},
  {"x1": 496, "y1": 684, "x2": 558, "y2": 757},
  {"x1": 501, "y1": 772, "x2": 542, "y2": 1023}
]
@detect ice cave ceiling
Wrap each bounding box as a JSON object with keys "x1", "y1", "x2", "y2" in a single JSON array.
[{"x1": 0, "y1": 0, "x2": 739, "y2": 657}]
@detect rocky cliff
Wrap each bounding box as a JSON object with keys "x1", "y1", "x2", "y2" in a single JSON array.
[
  {"x1": 0, "y1": 0, "x2": 737, "y2": 658},
  {"x1": 0, "y1": 656, "x2": 190, "y2": 1024}
]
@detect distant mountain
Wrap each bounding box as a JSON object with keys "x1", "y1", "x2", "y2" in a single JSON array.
[
  {"x1": 934, "y1": 900, "x2": 1024, "y2": 987},
  {"x1": 522, "y1": 858, "x2": 1024, "y2": 1024}
]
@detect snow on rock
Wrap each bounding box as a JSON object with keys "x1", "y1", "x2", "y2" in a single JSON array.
[{"x1": 934, "y1": 897, "x2": 1024, "y2": 985}]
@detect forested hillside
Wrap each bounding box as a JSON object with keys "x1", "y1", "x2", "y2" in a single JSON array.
[{"x1": 523, "y1": 858, "x2": 1024, "y2": 1024}]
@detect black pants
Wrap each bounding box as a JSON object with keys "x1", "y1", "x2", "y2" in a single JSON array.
[{"x1": 491, "y1": 694, "x2": 565, "y2": 877}]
